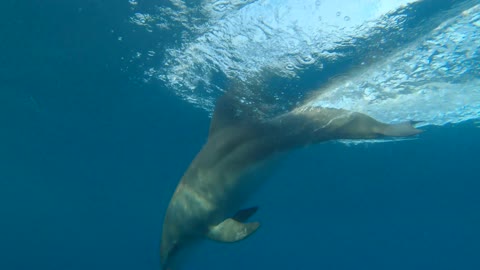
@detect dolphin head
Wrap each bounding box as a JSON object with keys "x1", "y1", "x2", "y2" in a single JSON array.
[
  {"x1": 160, "y1": 229, "x2": 201, "y2": 270},
  {"x1": 160, "y1": 222, "x2": 183, "y2": 270},
  {"x1": 160, "y1": 209, "x2": 200, "y2": 270}
]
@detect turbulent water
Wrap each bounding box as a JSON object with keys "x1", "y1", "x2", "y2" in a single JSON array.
[{"x1": 129, "y1": 0, "x2": 480, "y2": 127}]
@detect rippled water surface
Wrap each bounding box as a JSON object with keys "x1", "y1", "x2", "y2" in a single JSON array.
[{"x1": 130, "y1": 0, "x2": 479, "y2": 127}]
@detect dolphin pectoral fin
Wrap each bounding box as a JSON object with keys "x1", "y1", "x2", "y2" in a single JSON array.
[
  {"x1": 207, "y1": 218, "x2": 260, "y2": 243},
  {"x1": 232, "y1": 206, "x2": 259, "y2": 222},
  {"x1": 381, "y1": 121, "x2": 423, "y2": 137}
]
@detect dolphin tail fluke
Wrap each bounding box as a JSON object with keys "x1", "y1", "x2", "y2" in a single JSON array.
[
  {"x1": 207, "y1": 218, "x2": 260, "y2": 243},
  {"x1": 381, "y1": 121, "x2": 423, "y2": 137}
]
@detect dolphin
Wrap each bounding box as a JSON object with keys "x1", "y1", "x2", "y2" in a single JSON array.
[{"x1": 160, "y1": 94, "x2": 421, "y2": 269}]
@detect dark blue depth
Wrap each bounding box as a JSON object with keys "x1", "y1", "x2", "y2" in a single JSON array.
[{"x1": 1, "y1": 1, "x2": 479, "y2": 270}]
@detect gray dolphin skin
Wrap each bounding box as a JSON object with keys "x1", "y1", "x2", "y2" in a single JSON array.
[{"x1": 160, "y1": 94, "x2": 422, "y2": 269}]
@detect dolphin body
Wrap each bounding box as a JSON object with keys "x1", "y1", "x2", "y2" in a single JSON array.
[{"x1": 160, "y1": 94, "x2": 421, "y2": 269}]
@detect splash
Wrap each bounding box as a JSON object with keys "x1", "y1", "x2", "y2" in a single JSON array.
[
  {"x1": 304, "y1": 3, "x2": 480, "y2": 126},
  {"x1": 129, "y1": 0, "x2": 480, "y2": 126}
]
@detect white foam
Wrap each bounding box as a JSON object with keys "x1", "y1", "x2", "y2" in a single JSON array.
[
  {"x1": 130, "y1": 0, "x2": 480, "y2": 127},
  {"x1": 304, "y1": 4, "x2": 480, "y2": 126}
]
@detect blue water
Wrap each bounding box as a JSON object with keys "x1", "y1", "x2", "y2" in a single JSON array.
[{"x1": 1, "y1": 1, "x2": 479, "y2": 270}]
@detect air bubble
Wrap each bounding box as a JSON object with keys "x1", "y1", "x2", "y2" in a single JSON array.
[
  {"x1": 285, "y1": 63, "x2": 296, "y2": 70},
  {"x1": 336, "y1": 11, "x2": 341, "y2": 17},
  {"x1": 132, "y1": 13, "x2": 150, "y2": 26},
  {"x1": 213, "y1": 1, "x2": 229, "y2": 12},
  {"x1": 296, "y1": 55, "x2": 315, "y2": 65},
  {"x1": 315, "y1": 0, "x2": 322, "y2": 7},
  {"x1": 344, "y1": 16, "x2": 350, "y2": 21},
  {"x1": 144, "y1": 68, "x2": 156, "y2": 77}
]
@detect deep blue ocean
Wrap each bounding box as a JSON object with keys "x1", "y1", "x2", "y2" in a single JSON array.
[{"x1": 1, "y1": 1, "x2": 479, "y2": 270}]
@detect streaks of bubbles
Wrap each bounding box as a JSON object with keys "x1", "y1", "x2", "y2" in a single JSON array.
[
  {"x1": 128, "y1": 0, "x2": 480, "y2": 128},
  {"x1": 306, "y1": 4, "x2": 480, "y2": 127},
  {"x1": 147, "y1": 51, "x2": 156, "y2": 57}
]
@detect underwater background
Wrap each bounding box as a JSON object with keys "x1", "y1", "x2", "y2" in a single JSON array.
[{"x1": 1, "y1": 0, "x2": 479, "y2": 270}]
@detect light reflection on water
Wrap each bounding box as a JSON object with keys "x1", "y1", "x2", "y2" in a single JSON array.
[{"x1": 129, "y1": 0, "x2": 480, "y2": 127}]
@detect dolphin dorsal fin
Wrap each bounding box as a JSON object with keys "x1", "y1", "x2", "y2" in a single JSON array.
[{"x1": 209, "y1": 94, "x2": 253, "y2": 137}]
